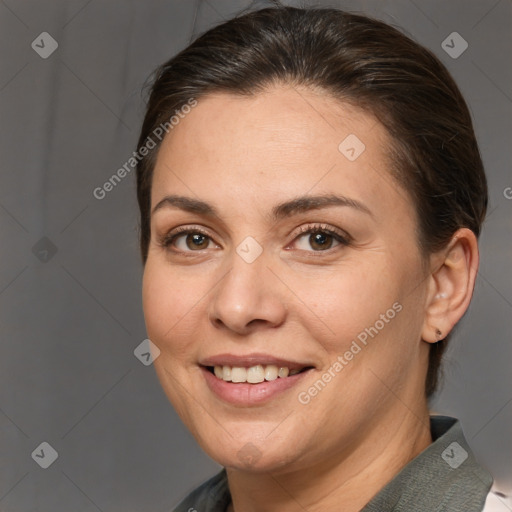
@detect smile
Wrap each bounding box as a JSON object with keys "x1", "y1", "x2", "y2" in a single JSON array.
[
  {"x1": 199, "y1": 354, "x2": 315, "y2": 405},
  {"x1": 209, "y1": 364, "x2": 310, "y2": 383}
]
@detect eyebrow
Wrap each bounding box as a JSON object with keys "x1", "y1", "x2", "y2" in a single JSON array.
[{"x1": 151, "y1": 193, "x2": 374, "y2": 220}]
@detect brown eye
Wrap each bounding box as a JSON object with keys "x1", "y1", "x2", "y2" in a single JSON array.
[
  {"x1": 308, "y1": 231, "x2": 334, "y2": 250},
  {"x1": 185, "y1": 233, "x2": 210, "y2": 250},
  {"x1": 290, "y1": 224, "x2": 350, "y2": 253},
  {"x1": 163, "y1": 230, "x2": 215, "y2": 252}
]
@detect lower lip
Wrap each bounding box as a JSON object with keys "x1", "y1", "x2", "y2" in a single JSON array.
[{"x1": 201, "y1": 366, "x2": 313, "y2": 406}]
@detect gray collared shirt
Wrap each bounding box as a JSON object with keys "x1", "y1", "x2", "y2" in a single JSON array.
[{"x1": 173, "y1": 415, "x2": 493, "y2": 512}]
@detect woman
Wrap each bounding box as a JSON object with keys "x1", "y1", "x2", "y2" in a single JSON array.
[{"x1": 136, "y1": 5, "x2": 493, "y2": 511}]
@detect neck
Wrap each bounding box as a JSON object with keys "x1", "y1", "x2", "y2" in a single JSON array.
[{"x1": 226, "y1": 405, "x2": 432, "y2": 512}]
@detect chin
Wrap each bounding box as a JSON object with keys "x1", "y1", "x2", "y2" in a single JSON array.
[
  {"x1": 218, "y1": 449, "x2": 297, "y2": 474},
  {"x1": 196, "y1": 428, "x2": 306, "y2": 474}
]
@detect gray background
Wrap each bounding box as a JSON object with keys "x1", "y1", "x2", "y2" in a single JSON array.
[{"x1": 0, "y1": 0, "x2": 510, "y2": 510}]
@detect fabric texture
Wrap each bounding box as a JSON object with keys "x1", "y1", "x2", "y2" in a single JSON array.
[{"x1": 172, "y1": 415, "x2": 493, "y2": 512}]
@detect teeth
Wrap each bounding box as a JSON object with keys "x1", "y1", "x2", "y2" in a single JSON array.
[
  {"x1": 231, "y1": 367, "x2": 247, "y2": 383},
  {"x1": 247, "y1": 365, "x2": 265, "y2": 383},
  {"x1": 212, "y1": 364, "x2": 304, "y2": 383},
  {"x1": 278, "y1": 367, "x2": 289, "y2": 378},
  {"x1": 222, "y1": 366, "x2": 232, "y2": 382},
  {"x1": 265, "y1": 365, "x2": 278, "y2": 381}
]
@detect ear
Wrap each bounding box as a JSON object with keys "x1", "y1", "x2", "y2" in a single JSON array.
[{"x1": 422, "y1": 228, "x2": 479, "y2": 343}]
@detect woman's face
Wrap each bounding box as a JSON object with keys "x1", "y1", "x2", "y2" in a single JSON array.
[{"x1": 143, "y1": 85, "x2": 432, "y2": 472}]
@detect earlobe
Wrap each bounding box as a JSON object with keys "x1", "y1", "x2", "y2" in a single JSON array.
[{"x1": 422, "y1": 228, "x2": 479, "y2": 344}]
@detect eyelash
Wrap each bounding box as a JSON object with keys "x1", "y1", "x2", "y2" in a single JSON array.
[
  {"x1": 160, "y1": 226, "x2": 212, "y2": 251},
  {"x1": 159, "y1": 223, "x2": 351, "y2": 254},
  {"x1": 288, "y1": 223, "x2": 351, "y2": 251}
]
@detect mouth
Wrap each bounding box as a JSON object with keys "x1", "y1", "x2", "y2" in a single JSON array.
[
  {"x1": 199, "y1": 354, "x2": 315, "y2": 405},
  {"x1": 205, "y1": 364, "x2": 314, "y2": 383}
]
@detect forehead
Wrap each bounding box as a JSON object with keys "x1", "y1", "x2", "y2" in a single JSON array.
[
  {"x1": 157, "y1": 85, "x2": 380, "y2": 160},
  {"x1": 151, "y1": 85, "x2": 412, "y2": 221}
]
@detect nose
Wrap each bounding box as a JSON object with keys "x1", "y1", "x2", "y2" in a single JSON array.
[{"x1": 208, "y1": 250, "x2": 287, "y2": 335}]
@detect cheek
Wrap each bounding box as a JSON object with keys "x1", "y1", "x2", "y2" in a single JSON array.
[
  {"x1": 289, "y1": 264, "x2": 425, "y2": 423},
  {"x1": 141, "y1": 260, "x2": 210, "y2": 420},
  {"x1": 290, "y1": 253, "x2": 427, "y2": 398},
  {"x1": 290, "y1": 260, "x2": 404, "y2": 352},
  {"x1": 142, "y1": 261, "x2": 204, "y2": 360}
]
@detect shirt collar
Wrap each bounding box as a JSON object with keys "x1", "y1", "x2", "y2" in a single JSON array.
[
  {"x1": 174, "y1": 415, "x2": 493, "y2": 512},
  {"x1": 361, "y1": 415, "x2": 493, "y2": 511}
]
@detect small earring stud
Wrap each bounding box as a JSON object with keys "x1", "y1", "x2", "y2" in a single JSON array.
[{"x1": 435, "y1": 328, "x2": 442, "y2": 340}]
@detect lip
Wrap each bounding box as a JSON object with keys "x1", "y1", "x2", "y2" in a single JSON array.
[{"x1": 199, "y1": 353, "x2": 315, "y2": 406}]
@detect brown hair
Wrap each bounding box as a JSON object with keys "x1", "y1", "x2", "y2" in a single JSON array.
[{"x1": 136, "y1": 5, "x2": 488, "y2": 399}]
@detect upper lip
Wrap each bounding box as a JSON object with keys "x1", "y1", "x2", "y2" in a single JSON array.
[{"x1": 200, "y1": 353, "x2": 314, "y2": 371}]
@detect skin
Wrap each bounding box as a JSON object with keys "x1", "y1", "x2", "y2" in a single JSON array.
[{"x1": 142, "y1": 84, "x2": 479, "y2": 512}]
